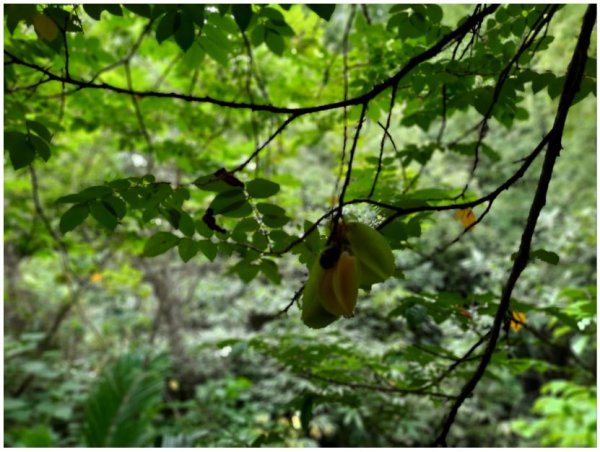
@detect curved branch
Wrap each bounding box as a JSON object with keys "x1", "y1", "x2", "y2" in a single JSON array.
[{"x1": 3, "y1": 5, "x2": 498, "y2": 116}]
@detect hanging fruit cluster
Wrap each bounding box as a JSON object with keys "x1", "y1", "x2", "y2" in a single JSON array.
[{"x1": 301, "y1": 220, "x2": 396, "y2": 329}]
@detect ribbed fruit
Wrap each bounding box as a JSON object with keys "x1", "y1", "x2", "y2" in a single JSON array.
[
  {"x1": 345, "y1": 222, "x2": 395, "y2": 290},
  {"x1": 330, "y1": 252, "x2": 359, "y2": 317},
  {"x1": 301, "y1": 258, "x2": 339, "y2": 329}
]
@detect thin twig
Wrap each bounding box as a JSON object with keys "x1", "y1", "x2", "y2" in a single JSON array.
[
  {"x1": 458, "y1": 5, "x2": 557, "y2": 198},
  {"x1": 230, "y1": 114, "x2": 299, "y2": 174},
  {"x1": 368, "y1": 83, "x2": 398, "y2": 198},
  {"x1": 333, "y1": 5, "x2": 357, "y2": 198},
  {"x1": 510, "y1": 314, "x2": 596, "y2": 378},
  {"x1": 124, "y1": 62, "x2": 154, "y2": 172},
  {"x1": 331, "y1": 102, "x2": 368, "y2": 237},
  {"x1": 302, "y1": 371, "x2": 460, "y2": 400}
]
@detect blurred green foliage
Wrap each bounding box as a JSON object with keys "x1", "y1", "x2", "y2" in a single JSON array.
[{"x1": 4, "y1": 4, "x2": 596, "y2": 447}]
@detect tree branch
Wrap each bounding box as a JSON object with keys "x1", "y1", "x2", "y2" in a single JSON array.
[
  {"x1": 433, "y1": 6, "x2": 596, "y2": 445},
  {"x1": 3, "y1": 5, "x2": 498, "y2": 117}
]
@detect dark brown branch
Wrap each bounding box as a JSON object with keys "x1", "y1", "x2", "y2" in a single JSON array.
[
  {"x1": 451, "y1": 5, "x2": 481, "y2": 60},
  {"x1": 337, "y1": 103, "x2": 367, "y2": 212},
  {"x1": 403, "y1": 200, "x2": 495, "y2": 271},
  {"x1": 276, "y1": 285, "x2": 304, "y2": 318},
  {"x1": 268, "y1": 132, "x2": 549, "y2": 258},
  {"x1": 376, "y1": 131, "x2": 551, "y2": 229},
  {"x1": 434, "y1": 6, "x2": 596, "y2": 445},
  {"x1": 420, "y1": 332, "x2": 491, "y2": 392},
  {"x1": 61, "y1": 10, "x2": 71, "y2": 79},
  {"x1": 3, "y1": 5, "x2": 498, "y2": 117}
]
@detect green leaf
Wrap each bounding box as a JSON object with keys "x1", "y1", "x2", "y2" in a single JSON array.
[
  {"x1": 55, "y1": 194, "x2": 85, "y2": 204},
  {"x1": 406, "y1": 218, "x2": 421, "y2": 238},
  {"x1": 548, "y1": 76, "x2": 565, "y2": 99},
  {"x1": 156, "y1": 11, "x2": 176, "y2": 44},
  {"x1": 481, "y1": 143, "x2": 501, "y2": 162},
  {"x1": 210, "y1": 188, "x2": 246, "y2": 214},
  {"x1": 174, "y1": 14, "x2": 195, "y2": 51},
  {"x1": 89, "y1": 200, "x2": 118, "y2": 230},
  {"x1": 246, "y1": 178, "x2": 280, "y2": 198},
  {"x1": 83, "y1": 5, "x2": 106, "y2": 20},
  {"x1": 252, "y1": 230, "x2": 269, "y2": 250},
  {"x1": 233, "y1": 261, "x2": 260, "y2": 283},
  {"x1": 251, "y1": 24, "x2": 266, "y2": 46},
  {"x1": 78, "y1": 185, "x2": 113, "y2": 202},
  {"x1": 425, "y1": 4, "x2": 443, "y2": 23},
  {"x1": 104, "y1": 195, "x2": 127, "y2": 219},
  {"x1": 26, "y1": 120, "x2": 52, "y2": 142},
  {"x1": 259, "y1": 259, "x2": 281, "y2": 284},
  {"x1": 5, "y1": 130, "x2": 35, "y2": 170},
  {"x1": 103, "y1": 4, "x2": 123, "y2": 16},
  {"x1": 178, "y1": 211, "x2": 196, "y2": 237},
  {"x1": 181, "y1": 4, "x2": 205, "y2": 27},
  {"x1": 193, "y1": 174, "x2": 237, "y2": 193},
  {"x1": 381, "y1": 220, "x2": 408, "y2": 242},
  {"x1": 123, "y1": 4, "x2": 152, "y2": 19},
  {"x1": 257, "y1": 203, "x2": 289, "y2": 228},
  {"x1": 5, "y1": 5, "x2": 37, "y2": 34},
  {"x1": 195, "y1": 219, "x2": 214, "y2": 238},
  {"x1": 57, "y1": 185, "x2": 114, "y2": 205},
  {"x1": 17, "y1": 426, "x2": 55, "y2": 447},
  {"x1": 197, "y1": 239, "x2": 218, "y2": 261},
  {"x1": 44, "y1": 6, "x2": 82, "y2": 32},
  {"x1": 532, "y1": 249, "x2": 560, "y2": 265},
  {"x1": 232, "y1": 4, "x2": 253, "y2": 31},
  {"x1": 164, "y1": 208, "x2": 181, "y2": 229},
  {"x1": 82, "y1": 4, "x2": 122, "y2": 20},
  {"x1": 59, "y1": 203, "x2": 89, "y2": 234},
  {"x1": 307, "y1": 4, "x2": 335, "y2": 21},
  {"x1": 178, "y1": 238, "x2": 198, "y2": 262},
  {"x1": 28, "y1": 134, "x2": 51, "y2": 161},
  {"x1": 260, "y1": 6, "x2": 285, "y2": 22},
  {"x1": 143, "y1": 231, "x2": 180, "y2": 257},
  {"x1": 531, "y1": 72, "x2": 555, "y2": 94},
  {"x1": 233, "y1": 218, "x2": 260, "y2": 233},
  {"x1": 265, "y1": 29, "x2": 284, "y2": 55},
  {"x1": 83, "y1": 354, "x2": 165, "y2": 447}
]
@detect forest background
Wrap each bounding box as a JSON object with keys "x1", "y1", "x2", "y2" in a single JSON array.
[{"x1": 3, "y1": 3, "x2": 597, "y2": 447}]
